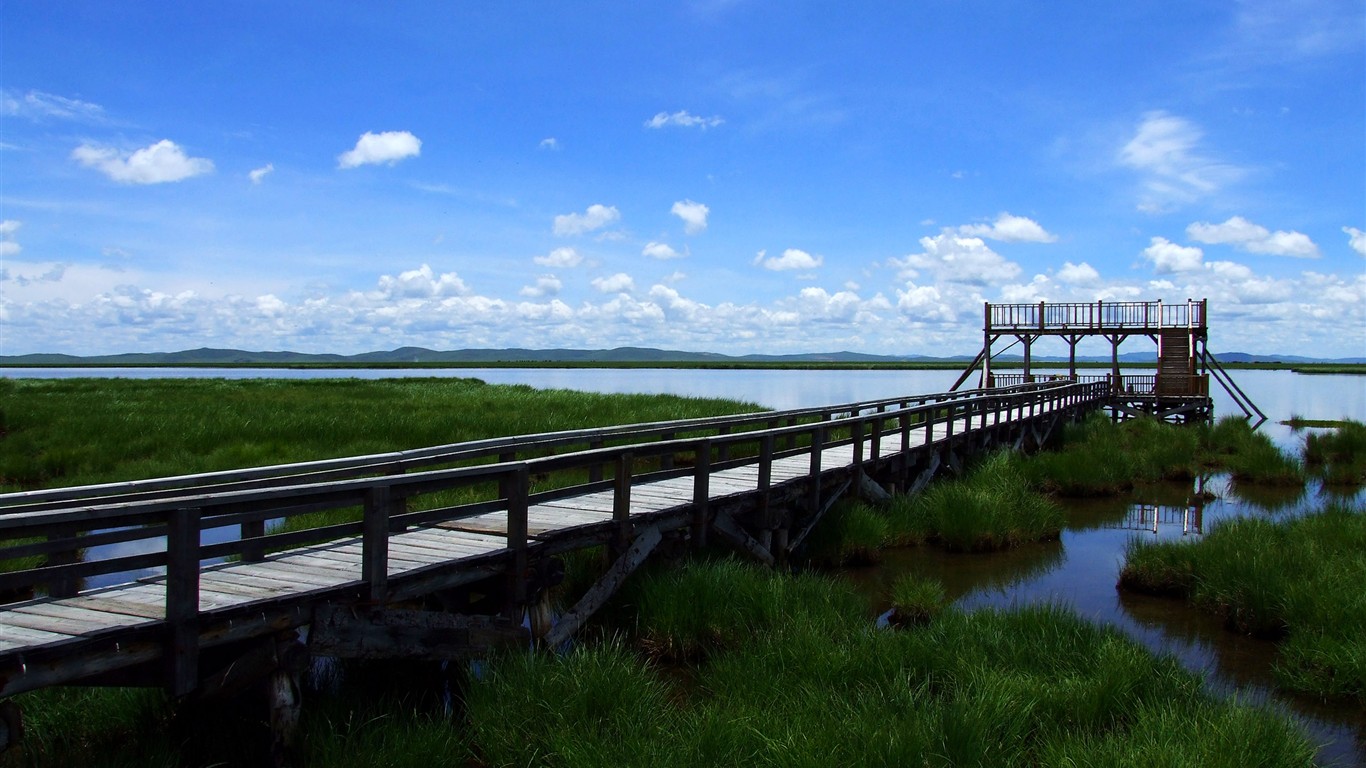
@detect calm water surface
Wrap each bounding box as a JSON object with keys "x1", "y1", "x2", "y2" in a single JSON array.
[{"x1": 6, "y1": 366, "x2": 1364, "y2": 762}]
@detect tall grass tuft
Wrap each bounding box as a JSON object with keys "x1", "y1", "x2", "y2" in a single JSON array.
[
  {"x1": 890, "y1": 451, "x2": 1064, "y2": 551},
  {"x1": 1120, "y1": 501, "x2": 1366, "y2": 702},
  {"x1": 887, "y1": 573, "x2": 946, "y2": 627},
  {"x1": 801, "y1": 499, "x2": 889, "y2": 565},
  {"x1": 1303, "y1": 419, "x2": 1366, "y2": 486},
  {"x1": 626, "y1": 557, "x2": 865, "y2": 660}
]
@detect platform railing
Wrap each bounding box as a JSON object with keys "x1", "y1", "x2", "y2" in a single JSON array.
[{"x1": 987, "y1": 300, "x2": 1205, "y2": 332}]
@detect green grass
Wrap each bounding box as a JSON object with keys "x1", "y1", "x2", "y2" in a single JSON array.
[
  {"x1": 1301, "y1": 419, "x2": 1366, "y2": 486},
  {"x1": 801, "y1": 499, "x2": 891, "y2": 565},
  {"x1": 0, "y1": 377, "x2": 762, "y2": 492},
  {"x1": 1120, "y1": 502, "x2": 1366, "y2": 702},
  {"x1": 624, "y1": 557, "x2": 866, "y2": 660},
  {"x1": 885, "y1": 451, "x2": 1065, "y2": 551},
  {"x1": 460, "y1": 567, "x2": 1315, "y2": 767},
  {"x1": 887, "y1": 573, "x2": 946, "y2": 627}
]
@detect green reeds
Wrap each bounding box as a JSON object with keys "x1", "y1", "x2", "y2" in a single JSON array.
[
  {"x1": 1202, "y1": 416, "x2": 1305, "y2": 485},
  {"x1": 1302, "y1": 419, "x2": 1366, "y2": 486},
  {"x1": 887, "y1": 573, "x2": 946, "y2": 626},
  {"x1": 626, "y1": 557, "x2": 865, "y2": 659},
  {"x1": 802, "y1": 499, "x2": 890, "y2": 565},
  {"x1": 1120, "y1": 502, "x2": 1366, "y2": 702},
  {"x1": 886, "y1": 451, "x2": 1064, "y2": 551},
  {"x1": 0, "y1": 377, "x2": 761, "y2": 492},
  {"x1": 460, "y1": 569, "x2": 1313, "y2": 767}
]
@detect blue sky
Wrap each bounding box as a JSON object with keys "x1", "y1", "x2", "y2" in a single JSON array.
[{"x1": 3, "y1": 1, "x2": 1363, "y2": 358}]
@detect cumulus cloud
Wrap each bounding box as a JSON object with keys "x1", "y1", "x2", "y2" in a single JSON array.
[
  {"x1": 592, "y1": 273, "x2": 636, "y2": 293},
  {"x1": 644, "y1": 110, "x2": 724, "y2": 130},
  {"x1": 374, "y1": 264, "x2": 469, "y2": 299},
  {"x1": 534, "y1": 247, "x2": 584, "y2": 268},
  {"x1": 642, "y1": 242, "x2": 682, "y2": 260},
  {"x1": 957, "y1": 213, "x2": 1057, "y2": 243},
  {"x1": 893, "y1": 235, "x2": 1021, "y2": 285},
  {"x1": 1142, "y1": 237, "x2": 1204, "y2": 273},
  {"x1": 755, "y1": 248, "x2": 823, "y2": 272},
  {"x1": 1186, "y1": 216, "x2": 1319, "y2": 258},
  {"x1": 1056, "y1": 261, "x2": 1100, "y2": 284},
  {"x1": 553, "y1": 204, "x2": 621, "y2": 236},
  {"x1": 0, "y1": 220, "x2": 19, "y2": 257},
  {"x1": 3, "y1": 89, "x2": 105, "y2": 122},
  {"x1": 1345, "y1": 227, "x2": 1366, "y2": 257},
  {"x1": 248, "y1": 163, "x2": 274, "y2": 184},
  {"x1": 337, "y1": 131, "x2": 421, "y2": 168},
  {"x1": 671, "y1": 200, "x2": 709, "y2": 234},
  {"x1": 519, "y1": 275, "x2": 562, "y2": 298},
  {"x1": 71, "y1": 139, "x2": 214, "y2": 184},
  {"x1": 1119, "y1": 111, "x2": 1243, "y2": 212}
]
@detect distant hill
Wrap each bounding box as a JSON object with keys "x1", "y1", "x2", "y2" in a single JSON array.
[{"x1": 1, "y1": 346, "x2": 1361, "y2": 366}]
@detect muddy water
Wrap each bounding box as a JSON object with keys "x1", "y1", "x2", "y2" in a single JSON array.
[{"x1": 841, "y1": 475, "x2": 1365, "y2": 766}]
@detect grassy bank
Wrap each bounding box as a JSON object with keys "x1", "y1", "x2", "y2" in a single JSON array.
[
  {"x1": 457, "y1": 560, "x2": 1313, "y2": 768},
  {"x1": 0, "y1": 377, "x2": 762, "y2": 492},
  {"x1": 1119, "y1": 502, "x2": 1366, "y2": 703}
]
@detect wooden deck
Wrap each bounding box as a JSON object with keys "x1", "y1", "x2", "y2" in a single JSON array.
[{"x1": 0, "y1": 381, "x2": 1108, "y2": 703}]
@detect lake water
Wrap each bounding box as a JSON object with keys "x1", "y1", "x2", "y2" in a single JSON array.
[{"x1": 5, "y1": 365, "x2": 1364, "y2": 762}]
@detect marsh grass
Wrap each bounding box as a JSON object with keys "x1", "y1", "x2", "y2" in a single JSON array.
[
  {"x1": 886, "y1": 451, "x2": 1065, "y2": 551},
  {"x1": 460, "y1": 568, "x2": 1314, "y2": 767},
  {"x1": 887, "y1": 573, "x2": 946, "y2": 627},
  {"x1": 625, "y1": 557, "x2": 865, "y2": 660},
  {"x1": 802, "y1": 499, "x2": 890, "y2": 565},
  {"x1": 1302, "y1": 419, "x2": 1366, "y2": 486},
  {"x1": 0, "y1": 377, "x2": 761, "y2": 492},
  {"x1": 1120, "y1": 502, "x2": 1366, "y2": 702}
]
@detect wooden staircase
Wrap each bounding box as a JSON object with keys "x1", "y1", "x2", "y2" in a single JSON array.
[{"x1": 1157, "y1": 329, "x2": 1193, "y2": 395}]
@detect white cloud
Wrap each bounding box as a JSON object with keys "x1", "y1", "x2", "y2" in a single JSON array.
[
  {"x1": 539, "y1": 137, "x2": 560, "y2": 150},
  {"x1": 374, "y1": 264, "x2": 469, "y2": 299},
  {"x1": 893, "y1": 235, "x2": 1020, "y2": 285},
  {"x1": 71, "y1": 139, "x2": 214, "y2": 184},
  {"x1": 2, "y1": 89, "x2": 105, "y2": 122},
  {"x1": 534, "y1": 247, "x2": 584, "y2": 268},
  {"x1": 671, "y1": 199, "x2": 710, "y2": 234},
  {"x1": 1345, "y1": 227, "x2": 1366, "y2": 257},
  {"x1": 642, "y1": 242, "x2": 682, "y2": 260},
  {"x1": 519, "y1": 275, "x2": 562, "y2": 298},
  {"x1": 1056, "y1": 261, "x2": 1100, "y2": 284},
  {"x1": 1142, "y1": 237, "x2": 1204, "y2": 273},
  {"x1": 1186, "y1": 216, "x2": 1319, "y2": 258},
  {"x1": 757, "y1": 248, "x2": 823, "y2": 272},
  {"x1": 957, "y1": 213, "x2": 1057, "y2": 243},
  {"x1": 0, "y1": 219, "x2": 19, "y2": 257},
  {"x1": 591, "y1": 273, "x2": 636, "y2": 293},
  {"x1": 553, "y1": 204, "x2": 621, "y2": 236},
  {"x1": 1119, "y1": 111, "x2": 1243, "y2": 212},
  {"x1": 644, "y1": 110, "x2": 724, "y2": 130},
  {"x1": 248, "y1": 163, "x2": 275, "y2": 184},
  {"x1": 337, "y1": 131, "x2": 422, "y2": 169}
]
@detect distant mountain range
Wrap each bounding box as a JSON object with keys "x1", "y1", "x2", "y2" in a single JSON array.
[{"x1": 2, "y1": 346, "x2": 1362, "y2": 366}]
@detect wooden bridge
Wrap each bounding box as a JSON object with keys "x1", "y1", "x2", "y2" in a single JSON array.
[{"x1": 0, "y1": 381, "x2": 1108, "y2": 749}]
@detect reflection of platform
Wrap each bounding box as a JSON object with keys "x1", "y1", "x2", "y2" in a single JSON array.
[{"x1": 1109, "y1": 503, "x2": 1205, "y2": 536}]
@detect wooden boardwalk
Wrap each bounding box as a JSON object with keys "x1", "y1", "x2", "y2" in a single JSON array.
[{"x1": 0, "y1": 381, "x2": 1107, "y2": 710}]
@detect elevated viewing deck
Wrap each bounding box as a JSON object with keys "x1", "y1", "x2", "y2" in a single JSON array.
[
  {"x1": 986, "y1": 299, "x2": 1206, "y2": 334},
  {"x1": 956, "y1": 298, "x2": 1261, "y2": 424}
]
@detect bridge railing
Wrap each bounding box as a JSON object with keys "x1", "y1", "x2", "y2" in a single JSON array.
[
  {"x1": 0, "y1": 380, "x2": 1109, "y2": 696},
  {"x1": 987, "y1": 299, "x2": 1205, "y2": 332},
  {"x1": 0, "y1": 386, "x2": 1021, "y2": 515},
  {"x1": 988, "y1": 373, "x2": 1208, "y2": 397}
]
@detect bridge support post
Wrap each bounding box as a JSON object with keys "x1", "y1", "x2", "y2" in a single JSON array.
[{"x1": 167, "y1": 506, "x2": 201, "y2": 699}]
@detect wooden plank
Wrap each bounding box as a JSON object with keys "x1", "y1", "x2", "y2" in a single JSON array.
[
  {"x1": 228, "y1": 561, "x2": 357, "y2": 588},
  {"x1": 543, "y1": 526, "x2": 662, "y2": 648},
  {"x1": 0, "y1": 623, "x2": 78, "y2": 649},
  {"x1": 309, "y1": 605, "x2": 529, "y2": 661},
  {"x1": 710, "y1": 511, "x2": 774, "y2": 567}
]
